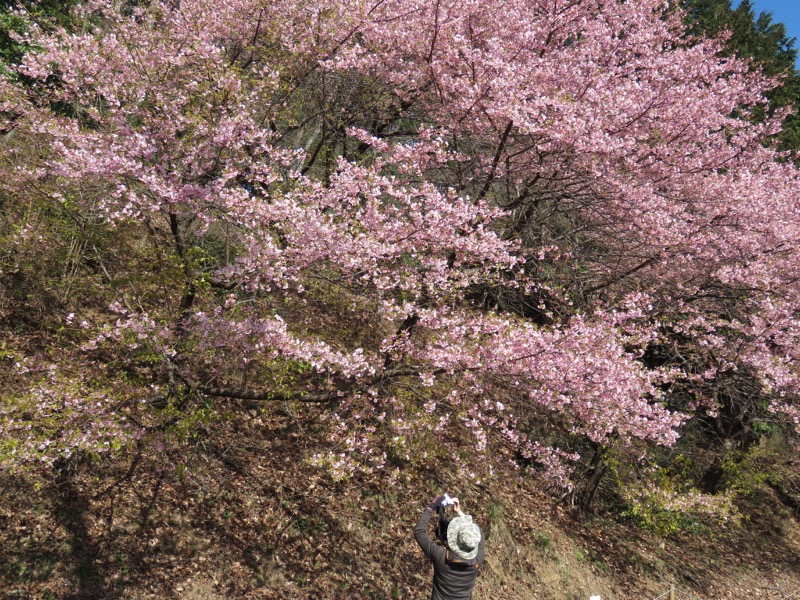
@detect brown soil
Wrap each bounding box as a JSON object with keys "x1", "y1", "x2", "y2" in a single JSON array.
[{"x1": 2, "y1": 407, "x2": 799, "y2": 600}]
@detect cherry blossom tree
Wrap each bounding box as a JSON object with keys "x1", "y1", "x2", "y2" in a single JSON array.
[{"x1": 1, "y1": 0, "x2": 799, "y2": 512}]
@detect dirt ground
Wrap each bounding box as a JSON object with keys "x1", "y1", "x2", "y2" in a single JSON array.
[{"x1": 2, "y1": 407, "x2": 799, "y2": 600}]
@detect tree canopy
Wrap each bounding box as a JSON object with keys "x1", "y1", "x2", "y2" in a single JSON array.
[{"x1": 1, "y1": 0, "x2": 800, "y2": 519}]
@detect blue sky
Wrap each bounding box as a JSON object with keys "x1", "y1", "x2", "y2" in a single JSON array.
[{"x1": 733, "y1": 0, "x2": 800, "y2": 69}]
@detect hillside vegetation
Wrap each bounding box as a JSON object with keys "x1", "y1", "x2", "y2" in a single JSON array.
[{"x1": 1, "y1": 0, "x2": 800, "y2": 598}]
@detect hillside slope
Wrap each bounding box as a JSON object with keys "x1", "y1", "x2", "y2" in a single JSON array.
[{"x1": 3, "y1": 407, "x2": 799, "y2": 600}]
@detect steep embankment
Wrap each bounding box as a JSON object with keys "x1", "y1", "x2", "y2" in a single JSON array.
[{"x1": 3, "y1": 406, "x2": 799, "y2": 599}]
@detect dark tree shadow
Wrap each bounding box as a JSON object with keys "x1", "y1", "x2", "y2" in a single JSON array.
[{"x1": 51, "y1": 466, "x2": 112, "y2": 600}]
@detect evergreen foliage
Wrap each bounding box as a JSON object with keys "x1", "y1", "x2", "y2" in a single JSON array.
[{"x1": 683, "y1": 0, "x2": 800, "y2": 149}]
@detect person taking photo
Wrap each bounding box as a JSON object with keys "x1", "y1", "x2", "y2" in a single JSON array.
[{"x1": 413, "y1": 494, "x2": 485, "y2": 600}]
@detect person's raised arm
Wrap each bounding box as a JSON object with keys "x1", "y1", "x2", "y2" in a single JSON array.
[{"x1": 413, "y1": 495, "x2": 445, "y2": 561}]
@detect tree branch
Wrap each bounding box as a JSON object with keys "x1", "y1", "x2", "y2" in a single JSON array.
[
  {"x1": 196, "y1": 385, "x2": 340, "y2": 403},
  {"x1": 583, "y1": 255, "x2": 660, "y2": 296},
  {"x1": 476, "y1": 120, "x2": 514, "y2": 201},
  {"x1": 383, "y1": 312, "x2": 419, "y2": 369}
]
